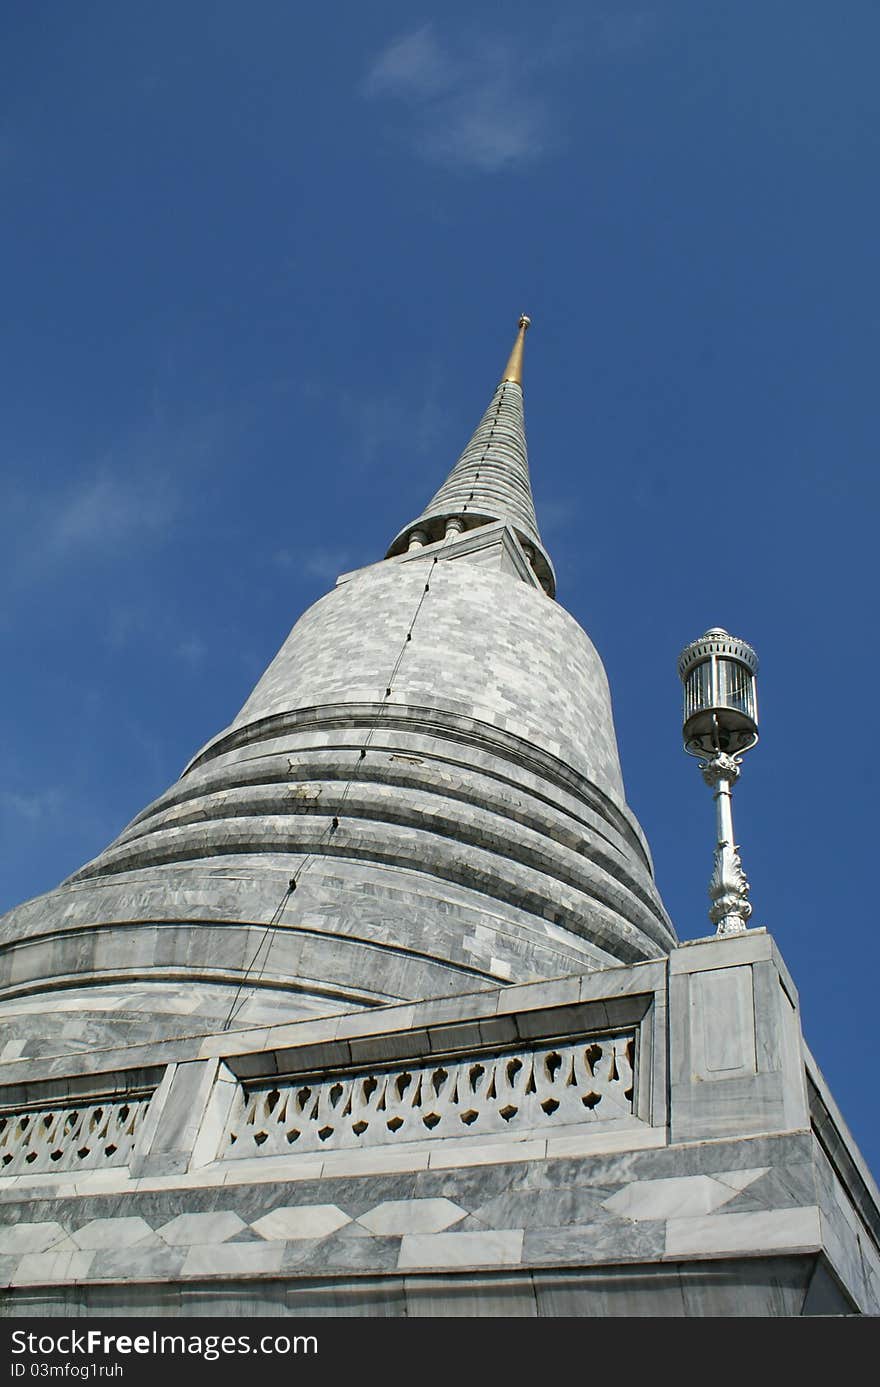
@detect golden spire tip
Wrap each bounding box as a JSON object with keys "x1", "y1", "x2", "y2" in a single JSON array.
[{"x1": 502, "y1": 314, "x2": 531, "y2": 385}]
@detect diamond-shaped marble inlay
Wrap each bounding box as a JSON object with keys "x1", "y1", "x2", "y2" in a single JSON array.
[
  {"x1": 0, "y1": 1222, "x2": 70, "y2": 1255},
  {"x1": 71, "y1": 1217, "x2": 155, "y2": 1251},
  {"x1": 251, "y1": 1205, "x2": 351, "y2": 1241},
  {"x1": 157, "y1": 1211, "x2": 246, "y2": 1246},
  {"x1": 712, "y1": 1167, "x2": 770, "y2": 1192},
  {"x1": 603, "y1": 1174, "x2": 747, "y2": 1222},
  {"x1": 358, "y1": 1198, "x2": 467, "y2": 1236}
]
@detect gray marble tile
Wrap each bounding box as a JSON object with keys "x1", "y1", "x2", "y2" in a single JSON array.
[
  {"x1": 474, "y1": 1187, "x2": 618, "y2": 1231},
  {"x1": 12, "y1": 1249, "x2": 95, "y2": 1285},
  {"x1": 181, "y1": 1241, "x2": 286, "y2": 1278},
  {"x1": 524, "y1": 1218, "x2": 665, "y2": 1265},
  {"x1": 296, "y1": 1232, "x2": 402, "y2": 1273},
  {"x1": 87, "y1": 1245, "x2": 187, "y2": 1282},
  {"x1": 398, "y1": 1229, "x2": 524, "y2": 1270},
  {"x1": 0, "y1": 1221, "x2": 70, "y2": 1255},
  {"x1": 70, "y1": 1216, "x2": 154, "y2": 1250},
  {"x1": 665, "y1": 1206, "x2": 821, "y2": 1259},
  {"x1": 413, "y1": 1162, "x2": 531, "y2": 1207}
]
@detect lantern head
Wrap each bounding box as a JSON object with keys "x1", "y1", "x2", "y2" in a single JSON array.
[{"x1": 677, "y1": 628, "x2": 758, "y2": 758}]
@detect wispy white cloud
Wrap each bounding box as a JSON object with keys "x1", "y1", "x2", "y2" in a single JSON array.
[
  {"x1": 104, "y1": 604, "x2": 151, "y2": 652},
  {"x1": 363, "y1": 24, "x2": 550, "y2": 173},
  {"x1": 536, "y1": 497, "x2": 579, "y2": 534},
  {"x1": 363, "y1": 15, "x2": 658, "y2": 172},
  {"x1": 176, "y1": 636, "x2": 207, "y2": 668},
  {"x1": 341, "y1": 392, "x2": 406, "y2": 467},
  {"x1": 0, "y1": 787, "x2": 66, "y2": 824},
  {"x1": 337, "y1": 376, "x2": 446, "y2": 471},
  {"x1": 364, "y1": 25, "x2": 453, "y2": 99},
  {"x1": 46, "y1": 468, "x2": 177, "y2": 559},
  {"x1": 2, "y1": 461, "x2": 178, "y2": 595},
  {"x1": 422, "y1": 83, "x2": 547, "y2": 173},
  {"x1": 1, "y1": 406, "x2": 230, "y2": 592},
  {"x1": 276, "y1": 547, "x2": 354, "y2": 582},
  {"x1": 0, "y1": 462, "x2": 179, "y2": 598}
]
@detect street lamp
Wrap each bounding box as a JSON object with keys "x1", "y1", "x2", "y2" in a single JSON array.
[{"x1": 677, "y1": 628, "x2": 759, "y2": 936}]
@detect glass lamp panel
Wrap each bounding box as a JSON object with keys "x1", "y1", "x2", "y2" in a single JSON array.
[
  {"x1": 685, "y1": 661, "x2": 712, "y2": 719},
  {"x1": 717, "y1": 658, "x2": 752, "y2": 716}
]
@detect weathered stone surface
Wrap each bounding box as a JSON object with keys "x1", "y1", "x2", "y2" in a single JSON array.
[
  {"x1": 0, "y1": 1222, "x2": 69, "y2": 1255},
  {"x1": 11, "y1": 1249, "x2": 95, "y2": 1285},
  {"x1": 0, "y1": 443, "x2": 674, "y2": 1052}
]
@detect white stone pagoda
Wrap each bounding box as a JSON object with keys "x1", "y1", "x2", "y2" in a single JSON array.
[{"x1": 0, "y1": 321, "x2": 876, "y2": 1316}]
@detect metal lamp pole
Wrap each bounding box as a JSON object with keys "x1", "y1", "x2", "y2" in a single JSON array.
[{"x1": 677, "y1": 628, "x2": 760, "y2": 938}]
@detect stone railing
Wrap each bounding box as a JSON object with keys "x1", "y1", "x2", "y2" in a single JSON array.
[
  {"x1": 0, "y1": 1098, "x2": 152, "y2": 1177},
  {"x1": 224, "y1": 1032, "x2": 636, "y2": 1159}
]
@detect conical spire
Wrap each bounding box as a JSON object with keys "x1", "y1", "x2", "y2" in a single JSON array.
[{"x1": 386, "y1": 316, "x2": 555, "y2": 596}]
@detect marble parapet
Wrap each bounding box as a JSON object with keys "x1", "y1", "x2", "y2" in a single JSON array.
[{"x1": 0, "y1": 932, "x2": 876, "y2": 1316}]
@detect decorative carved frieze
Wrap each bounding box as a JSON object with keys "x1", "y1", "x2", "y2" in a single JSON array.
[
  {"x1": 224, "y1": 1033, "x2": 636, "y2": 1159},
  {"x1": 0, "y1": 1098, "x2": 151, "y2": 1177}
]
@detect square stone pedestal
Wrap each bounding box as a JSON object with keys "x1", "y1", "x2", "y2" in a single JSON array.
[{"x1": 1, "y1": 931, "x2": 877, "y2": 1316}]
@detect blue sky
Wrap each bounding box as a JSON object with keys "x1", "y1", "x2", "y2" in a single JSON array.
[{"x1": 2, "y1": 4, "x2": 878, "y2": 1173}]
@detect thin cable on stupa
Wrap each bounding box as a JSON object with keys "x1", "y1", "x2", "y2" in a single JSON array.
[
  {"x1": 222, "y1": 316, "x2": 536, "y2": 1030},
  {"x1": 221, "y1": 883, "x2": 295, "y2": 1031},
  {"x1": 221, "y1": 554, "x2": 442, "y2": 1031}
]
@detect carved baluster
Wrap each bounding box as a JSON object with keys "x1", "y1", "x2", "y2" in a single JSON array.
[{"x1": 493, "y1": 1053, "x2": 526, "y2": 1124}]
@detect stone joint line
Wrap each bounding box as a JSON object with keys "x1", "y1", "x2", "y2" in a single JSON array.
[{"x1": 222, "y1": 556, "x2": 443, "y2": 1030}]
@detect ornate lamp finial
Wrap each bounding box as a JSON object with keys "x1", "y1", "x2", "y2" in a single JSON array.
[
  {"x1": 502, "y1": 314, "x2": 531, "y2": 385},
  {"x1": 678, "y1": 627, "x2": 760, "y2": 937}
]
